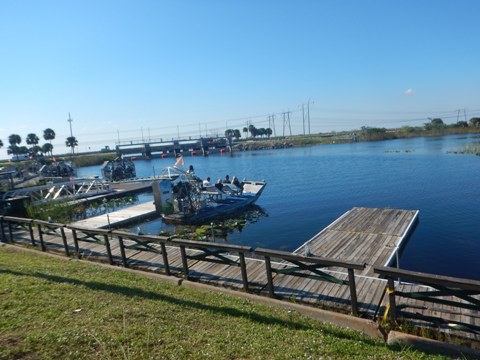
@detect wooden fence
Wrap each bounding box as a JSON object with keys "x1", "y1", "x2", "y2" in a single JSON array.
[{"x1": 374, "y1": 266, "x2": 480, "y2": 334}]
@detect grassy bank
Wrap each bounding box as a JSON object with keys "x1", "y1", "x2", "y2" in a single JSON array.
[{"x1": 0, "y1": 246, "x2": 443, "y2": 359}]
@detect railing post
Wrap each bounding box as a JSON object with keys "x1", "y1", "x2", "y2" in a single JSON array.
[
  {"x1": 179, "y1": 245, "x2": 189, "y2": 278},
  {"x1": 60, "y1": 227, "x2": 70, "y2": 257},
  {"x1": 160, "y1": 243, "x2": 170, "y2": 276},
  {"x1": 0, "y1": 217, "x2": 6, "y2": 243},
  {"x1": 71, "y1": 229, "x2": 81, "y2": 258},
  {"x1": 103, "y1": 233, "x2": 114, "y2": 265},
  {"x1": 36, "y1": 224, "x2": 46, "y2": 251},
  {"x1": 238, "y1": 252, "x2": 249, "y2": 292},
  {"x1": 264, "y1": 255, "x2": 274, "y2": 297},
  {"x1": 28, "y1": 222, "x2": 35, "y2": 247},
  {"x1": 347, "y1": 268, "x2": 359, "y2": 316},
  {"x1": 8, "y1": 222, "x2": 14, "y2": 243},
  {"x1": 117, "y1": 235, "x2": 129, "y2": 268},
  {"x1": 387, "y1": 277, "x2": 397, "y2": 323}
]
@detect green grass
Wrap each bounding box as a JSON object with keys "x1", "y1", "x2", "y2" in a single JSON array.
[{"x1": 0, "y1": 246, "x2": 446, "y2": 360}]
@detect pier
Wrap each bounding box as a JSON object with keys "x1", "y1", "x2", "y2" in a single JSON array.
[{"x1": 1, "y1": 207, "x2": 479, "y2": 342}]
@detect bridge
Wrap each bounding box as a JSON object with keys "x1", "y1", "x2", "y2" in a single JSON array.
[{"x1": 116, "y1": 137, "x2": 232, "y2": 159}]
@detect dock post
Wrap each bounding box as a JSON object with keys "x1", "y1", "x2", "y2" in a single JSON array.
[
  {"x1": 8, "y1": 222, "x2": 14, "y2": 243},
  {"x1": 160, "y1": 243, "x2": 170, "y2": 276},
  {"x1": 387, "y1": 277, "x2": 397, "y2": 323},
  {"x1": 28, "y1": 222, "x2": 35, "y2": 247},
  {"x1": 238, "y1": 252, "x2": 249, "y2": 292},
  {"x1": 36, "y1": 224, "x2": 46, "y2": 251},
  {"x1": 264, "y1": 256, "x2": 275, "y2": 297},
  {"x1": 179, "y1": 245, "x2": 189, "y2": 278},
  {"x1": 152, "y1": 180, "x2": 162, "y2": 214},
  {"x1": 71, "y1": 229, "x2": 81, "y2": 258},
  {"x1": 347, "y1": 268, "x2": 359, "y2": 316},
  {"x1": 117, "y1": 235, "x2": 129, "y2": 268},
  {"x1": 0, "y1": 217, "x2": 5, "y2": 242},
  {"x1": 103, "y1": 233, "x2": 114, "y2": 265},
  {"x1": 60, "y1": 227, "x2": 70, "y2": 257}
]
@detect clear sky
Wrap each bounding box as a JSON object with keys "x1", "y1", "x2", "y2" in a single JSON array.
[{"x1": 1, "y1": 0, "x2": 479, "y2": 159}]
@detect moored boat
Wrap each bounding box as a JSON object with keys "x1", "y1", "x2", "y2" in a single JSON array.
[{"x1": 156, "y1": 166, "x2": 266, "y2": 224}]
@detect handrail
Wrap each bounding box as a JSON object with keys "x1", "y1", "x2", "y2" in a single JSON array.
[
  {"x1": 374, "y1": 266, "x2": 480, "y2": 291},
  {"x1": 255, "y1": 247, "x2": 365, "y2": 315},
  {"x1": 374, "y1": 266, "x2": 480, "y2": 334},
  {"x1": 255, "y1": 247, "x2": 365, "y2": 270}
]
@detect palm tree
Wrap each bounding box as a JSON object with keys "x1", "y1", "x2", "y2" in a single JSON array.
[
  {"x1": 266, "y1": 128, "x2": 273, "y2": 139},
  {"x1": 43, "y1": 128, "x2": 56, "y2": 157},
  {"x1": 26, "y1": 133, "x2": 40, "y2": 157},
  {"x1": 43, "y1": 128, "x2": 56, "y2": 143},
  {"x1": 233, "y1": 129, "x2": 241, "y2": 140},
  {"x1": 42, "y1": 143, "x2": 53, "y2": 156},
  {"x1": 0, "y1": 139, "x2": 3, "y2": 149},
  {"x1": 65, "y1": 136, "x2": 78, "y2": 154},
  {"x1": 8, "y1": 134, "x2": 22, "y2": 155},
  {"x1": 243, "y1": 127, "x2": 248, "y2": 139},
  {"x1": 248, "y1": 125, "x2": 257, "y2": 139}
]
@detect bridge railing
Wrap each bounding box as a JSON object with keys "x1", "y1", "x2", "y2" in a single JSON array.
[
  {"x1": 255, "y1": 248, "x2": 365, "y2": 315},
  {"x1": 374, "y1": 266, "x2": 480, "y2": 334}
]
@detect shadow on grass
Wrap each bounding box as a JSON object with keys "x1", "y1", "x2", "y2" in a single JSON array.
[{"x1": 1, "y1": 268, "x2": 383, "y2": 347}]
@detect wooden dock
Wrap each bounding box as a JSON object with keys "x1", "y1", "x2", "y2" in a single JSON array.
[
  {"x1": 70, "y1": 201, "x2": 157, "y2": 229},
  {"x1": 2, "y1": 207, "x2": 479, "y2": 342},
  {"x1": 295, "y1": 207, "x2": 419, "y2": 276}
]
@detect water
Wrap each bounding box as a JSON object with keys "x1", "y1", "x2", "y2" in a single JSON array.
[{"x1": 77, "y1": 134, "x2": 480, "y2": 280}]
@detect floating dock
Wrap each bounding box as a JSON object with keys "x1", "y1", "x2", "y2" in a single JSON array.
[
  {"x1": 70, "y1": 201, "x2": 156, "y2": 229},
  {"x1": 295, "y1": 207, "x2": 419, "y2": 276}
]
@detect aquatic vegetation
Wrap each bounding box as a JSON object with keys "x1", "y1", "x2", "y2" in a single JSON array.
[
  {"x1": 447, "y1": 142, "x2": 480, "y2": 156},
  {"x1": 159, "y1": 207, "x2": 267, "y2": 242}
]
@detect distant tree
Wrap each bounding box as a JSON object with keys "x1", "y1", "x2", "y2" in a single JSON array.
[
  {"x1": 26, "y1": 133, "x2": 40, "y2": 156},
  {"x1": 242, "y1": 127, "x2": 248, "y2": 139},
  {"x1": 360, "y1": 126, "x2": 387, "y2": 141},
  {"x1": 224, "y1": 129, "x2": 235, "y2": 138},
  {"x1": 65, "y1": 136, "x2": 78, "y2": 154},
  {"x1": 456, "y1": 121, "x2": 468, "y2": 128},
  {"x1": 8, "y1": 134, "x2": 22, "y2": 155},
  {"x1": 248, "y1": 124, "x2": 257, "y2": 139},
  {"x1": 42, "y1": 143, "x2": 53, "y2": 156},
  {"x1": 266, "y1": 128, "x2": 273, "y2": 138},
  {"x1": 425, "y1": 118, "x2": 445, "y2": 130},
  {"x1": 258, "y1": 128, "x2": 266, "y2": 138},
  {"x1": 0, "y1": 139, "x2": 3, "y2": 149},
  {"x1": 43, "y1": 128, "x2": 56, "y2": 143},
  {"x1": 233, "y1": 129, "x2": 241, "y2": 140},
  {"x1": 469, "y1": 118, "x2": 480, "y2": 127}
]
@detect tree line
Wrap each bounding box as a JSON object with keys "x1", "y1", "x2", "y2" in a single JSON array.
[
  {"x1": 225, "y1": 125, "x2": 273, "y2": 140},
  {"x1": 0, "y1": 128, "x2": 79, "y2": 158}
]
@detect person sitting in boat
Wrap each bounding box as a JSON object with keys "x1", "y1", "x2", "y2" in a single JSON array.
[
  {"x1": 202, "y1": 177, "x2": 211, "y2": 187},
  {"x1": 223, "y1": 175, "x2": 230, "y2": 184},
  {"x1": 215, "y1": 179, "x2": 224, "y2": 191},
  {"x1": 187, "y1": 165, "x2": 194, "y2": 174},
  {"x1": 231, "y1": 176, "x2": 241, "y2": 188}
]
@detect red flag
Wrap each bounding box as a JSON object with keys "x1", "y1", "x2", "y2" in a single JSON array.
[{"x1": 174, "y1": 155, "x2": 184, "y2": 167}]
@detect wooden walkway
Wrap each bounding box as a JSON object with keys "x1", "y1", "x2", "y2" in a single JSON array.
[
  {"x1": 3, "y1": 207, "x2": 480, "y2": 342},
  {"x1": 295, "y1": 207, "x2": 419, "y2": 276},
  {"x1": 70, "y1": 202, "x2": 156, "y2": 229}
]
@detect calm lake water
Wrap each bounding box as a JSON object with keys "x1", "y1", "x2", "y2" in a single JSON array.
[{"x1": 78, "y1": 134, "x2": 480, "y2": 280}]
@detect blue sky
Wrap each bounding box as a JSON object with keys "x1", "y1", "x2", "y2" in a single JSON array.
[{"x1": 1, "y1": 0, "x2": 479, "y2": 158}]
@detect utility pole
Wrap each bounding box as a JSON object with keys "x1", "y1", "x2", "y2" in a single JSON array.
[
  {"x1": 307, "y1": 99, "x2": 312, "y2": 135},
  {"x1": 302, "y1": 104, "x2": 306, "y2": 135},
  {"x1": 282, "y1": 111, "x2": 292, "y2": 136},
  {"x1": 464, "y1": 108, "x2": 468, "y2": 123},
  {"x1": 67, "y1": 113, "x2": 74, "y2": 154}
]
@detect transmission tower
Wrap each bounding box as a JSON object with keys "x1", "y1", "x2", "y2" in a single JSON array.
[
  {"x1": 282, "y1": 111, "x2": 292, "y2": 136},
  {"x1": 268, "y1": 114, "x2": 277, "y2": 137}
]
